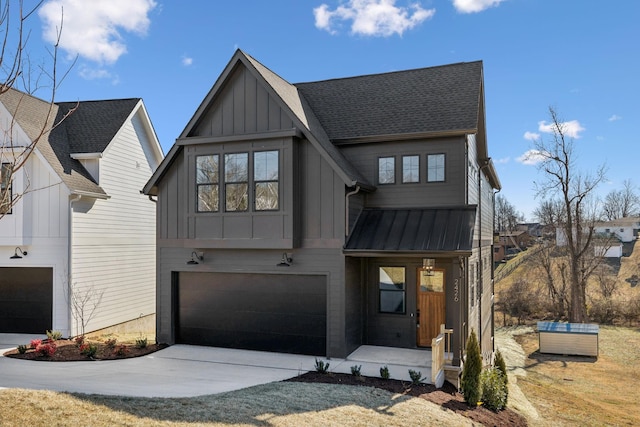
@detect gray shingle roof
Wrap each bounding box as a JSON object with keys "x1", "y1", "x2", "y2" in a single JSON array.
[
  {"x1": 243, "y1": 51, "x2": 372, "y2": 188},
  {"x1": 57, "y1": 98, "x2": 141, "y2": 154},
  {"x1": 295, "y1": 61, "x2": 483, "y2": 141},
  {"x1": 0, "y1": 88, "x2": 141, "y2": 197}
]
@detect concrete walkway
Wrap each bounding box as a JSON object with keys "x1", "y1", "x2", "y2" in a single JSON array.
[{"x1": 0, "y1": 334, "x2": 432, "y2": 398}]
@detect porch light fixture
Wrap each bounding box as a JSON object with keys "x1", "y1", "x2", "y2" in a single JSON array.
[
  {"x1": 10, "y1": 247, "x2": 27, "y2": 259},
  {"x1": 187, "y1": 251, "x2": 203, "y2": 265},
  {"x1": 277, "y1": 253, "x2": 293, "y2": 267},
  {"x1": 422, "y1": 258, "x2": 435, "y2": 276}
]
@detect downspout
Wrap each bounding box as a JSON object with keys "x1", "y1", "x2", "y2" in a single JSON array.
[
  {"x1": 68, "y1": 194, "x2": 81, "y2": 338},
  {"x1": 345, "y1": 185, "x2": 361, "y2": 237}
]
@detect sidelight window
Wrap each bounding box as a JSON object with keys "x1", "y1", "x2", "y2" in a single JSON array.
[{"x1": 379, "y1": 267, "x2": 406, "y2": 314}]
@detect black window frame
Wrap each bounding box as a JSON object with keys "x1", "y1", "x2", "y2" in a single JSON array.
[
  {"x1": 195, "y1": 154, "x2": 220, "y2": 213},
  {"x1": 253, "y1": 150, "x2": 279, "y2": 211},
  {"x1": 401, "y1": 155, "x2": 420, "y2": 183},
  {"x1": 377, "y1": 156, "x2": 395, "y2": 185},
  {"x1": 224, "y1": 152, "x2": 249, "y2": 212},
  {"x1": 378, "y1": 266, "x2": 406, "y2": 314},
  {"x1": 427, "y1": 153, "x2": 446, "y2": 183}
]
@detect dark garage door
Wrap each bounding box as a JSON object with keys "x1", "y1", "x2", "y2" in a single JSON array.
[
  {"x1": 0, "y1": 267, "x2": 53, "y2": 333},
  {"x1": 177, "y1": 272, "x2": 326, "y2": 355}
]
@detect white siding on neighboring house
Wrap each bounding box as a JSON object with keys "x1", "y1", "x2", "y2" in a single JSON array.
[
  {"x1": 1, "y1": 150, "x2": 70, "y2": 333},
  {"x1": 70, "y1": 108, "x2": 157, "y2": 334},
  {"x1": 595, "y1": 244, "x2": 623, "y2": 258}
]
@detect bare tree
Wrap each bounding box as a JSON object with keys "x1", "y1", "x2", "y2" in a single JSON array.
[
  {"x1": 601, "y1": 179, "x2": 640, "y2": 220},
  {"x1": 495, "y1": 194, "x2": 524, "y2": 232},
  {"x1": 531, "y1": 106, "x2": 607, "y2": 323},
  {"x1": 534, "y1": 242, "x2": 570, "y2": 319},
  {"x1": 533, "y1": 198, "x2": 566, "y2": 227},
  {"x1": 0, "y1": 1, "x2": 76, "y2": 219},
  {"x1": 70, "y1": 284, "x2": 104, "y2": 338}
]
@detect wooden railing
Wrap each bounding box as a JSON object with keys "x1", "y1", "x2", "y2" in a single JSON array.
[
  {"x1": 431, "y1": 326, "x2": 446, "y2": 388},
  {"x1": 440, "y1": 324, "x2": 454, "y2": 365}
]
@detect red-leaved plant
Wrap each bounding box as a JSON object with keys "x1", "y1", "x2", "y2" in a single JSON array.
[
  {"x1": 35, "y1": 342, "x2": 57, "y2": 357},
  {"x1": 30, "y1": 339, "x2": 42, "y2": 349},
  {"x1": 74, "y1": 335, "x2": 85, "y2": 347}
]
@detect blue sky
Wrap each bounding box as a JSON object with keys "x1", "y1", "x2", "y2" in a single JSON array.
[{"x1": 24, "y1": 0, "x2": 640, "y2": 220}]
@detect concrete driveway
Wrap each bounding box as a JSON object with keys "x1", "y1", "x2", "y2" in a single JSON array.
[
  {"x1": 0, "y1": 334, "x2": 431, "y2": 398},
  {"x1": 0, "y1": 334, "x2": 319, "y2": 398}
]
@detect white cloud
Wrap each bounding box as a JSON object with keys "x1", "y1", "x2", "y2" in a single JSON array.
[
  {"x1": 314, "y1": 0, "x2": 435, "y2": 37},
  {"x1": 452, "y1": 0, "x2": 506, "y2": 14},
  {"x1": 523, "y1": 131, "x2": 539, "y2": 141},
  {"x1": 39, "y1": 0, "x2": 157, "y2": 65},
  {"x1": 494, "y1": 157, "x2": 510, "y2": 164},
  {"x1": 182, "y1": 55, "x2": 193, "y2": 67},
  {"x1": 538, "y1": 119, "x2": 585, "y2": 139},
  {"x1": 517, "y1": 149, "x2": 548, "y2": 166},
  {"x1": 78, "y1": 65, "x2": 120, "y2": 84},
  {"x1": 608, "y1": 114, "x2": 622, "y2": 122}
]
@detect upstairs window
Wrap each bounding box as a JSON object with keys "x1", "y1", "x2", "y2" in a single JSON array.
[
  {"x1": 0, "y1": 163, "x2": 12, "y2": 214},
  {"x1": 402, "y1": 155, "x2": 419, "y2": 183},
  {"x1": 197, "y1": 150, "x2": 280, "y2": 213},
  {"x1": 254, "y1": 150, "x2": 279, "y2": 211},
  {"x1": 427, "y1": 153, "x2": 445, "y2": 182},
  {"x1": 225, "y1": 153, "x2": 249, "y2": 212},
  {"x1": 378, "y1": 156, "x2": 395, "y2": 184},
  {"x1": 196, "y1": 155, "x2": 219, "y2": 212}
]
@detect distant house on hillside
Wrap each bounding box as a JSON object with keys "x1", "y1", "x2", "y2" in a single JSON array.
[
  {"x1": 594, "y1": 217, "x2": 640, "y2": 243},
  {"x1": 517, "y1": 222, "x2": 544, "y2": 238},
  {"x1": 494, "y1": 230, "x2": 534, "y2": 262}
]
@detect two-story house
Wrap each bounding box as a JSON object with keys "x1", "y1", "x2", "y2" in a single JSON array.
[
  {"x1": 0, "y1": 88, "x2": 163, "y2": 336},
  {"x1": 143, "y1": 50, "x2": 501, "y2": 364}
]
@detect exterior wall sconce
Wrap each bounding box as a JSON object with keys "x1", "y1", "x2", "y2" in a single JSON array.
[
  {"x1": 277, "y1": 253, "x2": 293, "y2": 267},
  {"x1": 10, "y1": 247, "x2": 27, "y2": 259},
  {"x1": 187, "y1": 251, "x2": 203, "y2": 265},
  {"x1": 422, "y1": 258, "x2": 435, "y2": 276}
]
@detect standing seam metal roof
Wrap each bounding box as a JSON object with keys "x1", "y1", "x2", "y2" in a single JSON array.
[{"x1": 344, "y1": 207, "x2": 477, "y2": 253}]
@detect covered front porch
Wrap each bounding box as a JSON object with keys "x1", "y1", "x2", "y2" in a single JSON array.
[
  {"x1": 343, "y1": 206, "x2": 475, "y2": 367},
  {"x1": 328, "y1": 325, "x2": 456, "y2": 388}
]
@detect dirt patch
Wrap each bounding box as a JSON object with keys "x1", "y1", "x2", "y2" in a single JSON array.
[
  {"x1": 2, "y1": 339, "x2": 166, "y2": 361},
  {"x1": 287, "y1": 371, "x2": 527, "y2": 426}
]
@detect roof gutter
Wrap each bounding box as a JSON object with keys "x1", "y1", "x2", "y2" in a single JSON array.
[{"x1": 332, "y1": 129, "x2": 477, "y2": 145}]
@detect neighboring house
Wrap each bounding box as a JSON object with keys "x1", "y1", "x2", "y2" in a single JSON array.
[
  {"x1": 0, "y1": 88, "x2": 163, "y2": 336},
  {"x1": 517, "y1": 222, "x2": 543, "y2": 238},
  {"x1": 143, "y1": 50, "x2": 501, "y2": 364},
  {"x1": 594, "y1": 217, "x2": 640, "y2": 243},
  {"x1": 493, "y1": 230, "x2": 534, "y2": 262}
]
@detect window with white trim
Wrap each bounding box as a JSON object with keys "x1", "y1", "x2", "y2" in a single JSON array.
[{"x1": 0, "y1": 163, "x2": 12, "y2": 214}]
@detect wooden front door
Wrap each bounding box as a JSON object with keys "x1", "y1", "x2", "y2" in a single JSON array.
[{"x1": 416, "y1": 268, "x2": 445, "y2": 347}]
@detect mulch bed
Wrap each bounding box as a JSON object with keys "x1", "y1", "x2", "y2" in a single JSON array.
[
  {"x1": 4, "y1": 341, "x2": 527, "y2": 425},
  {"x1": 2, "y1": 339, "x2": 167, "y2": 361},
  {"x1": 286, "y1": 371, "x2": 528, "y2": 427}
]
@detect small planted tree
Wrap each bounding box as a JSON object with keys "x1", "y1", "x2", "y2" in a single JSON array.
[
  {"x1": 461, "y1": 329, "x2": 482, "y2": 406},
  {"x1": 494, "y1": 349, "x2": 509, "y2": 404}
]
